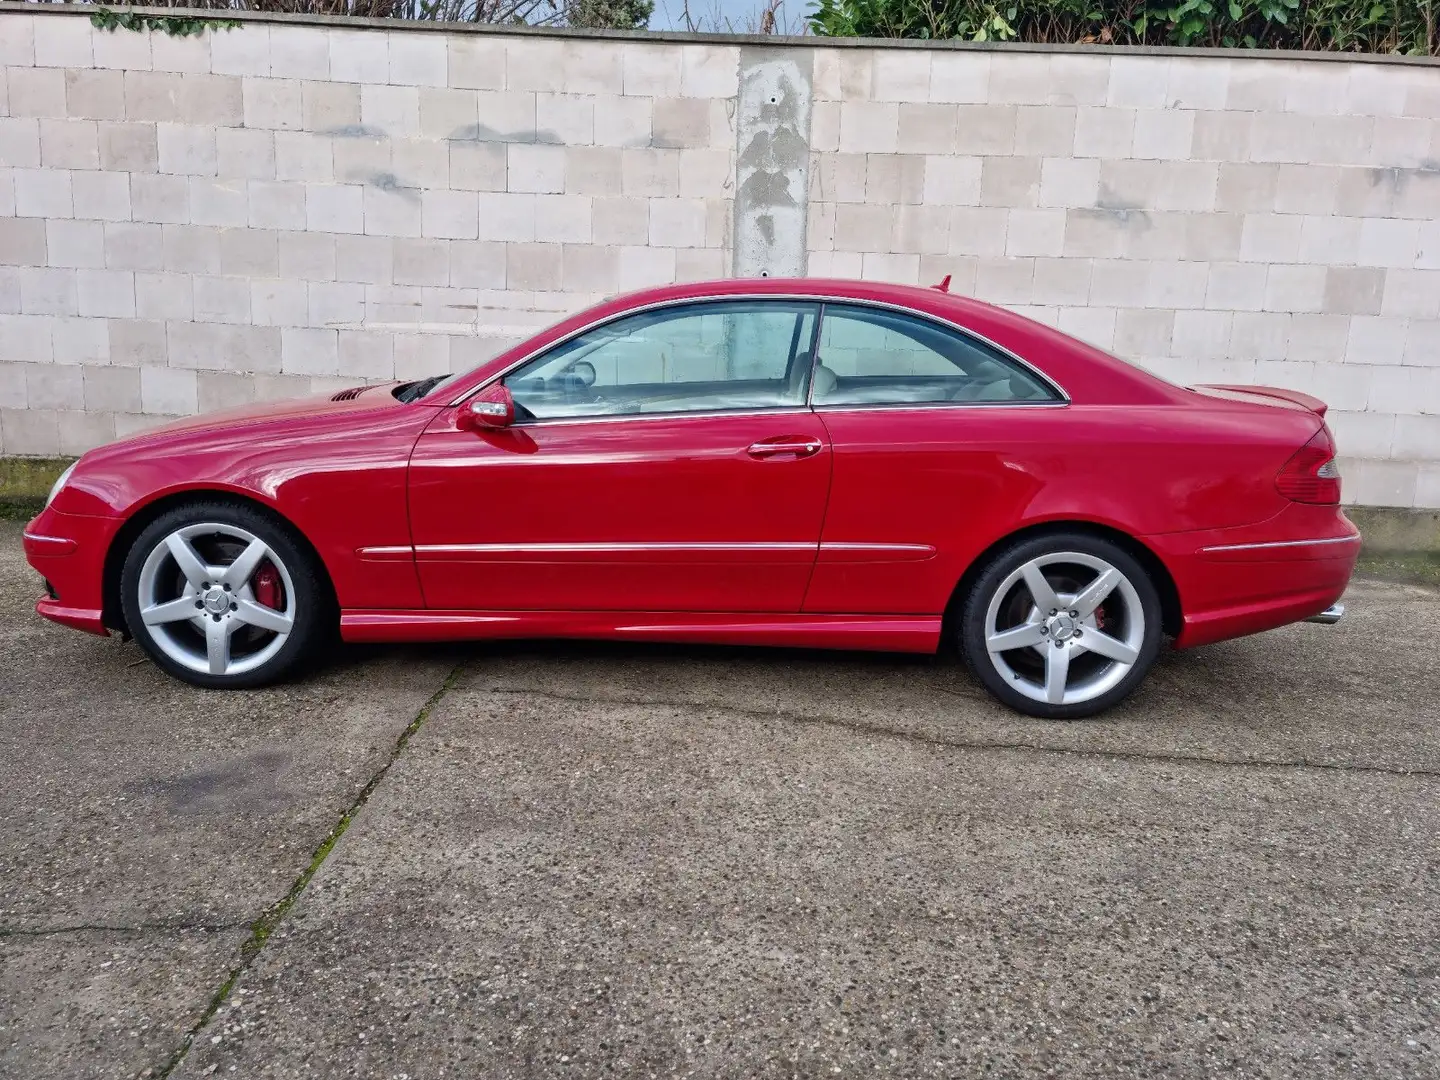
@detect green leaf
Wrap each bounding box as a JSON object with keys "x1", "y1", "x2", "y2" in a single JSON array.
[{"x1": 1228, "y1": 0, "x2": 1241, "y2": 17}]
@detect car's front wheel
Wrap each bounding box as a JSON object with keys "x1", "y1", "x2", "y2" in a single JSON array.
[
  {"x1": 960, "y1": 533, "x2": 1163, "y2": 719},
  {"x1": 120, "y1": 501, "x2": 328, "y2": 689}
]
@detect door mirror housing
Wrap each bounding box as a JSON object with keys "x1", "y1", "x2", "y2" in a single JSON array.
[{"x1": 458, "y1": 384, "x2": 515, "y2": 430}]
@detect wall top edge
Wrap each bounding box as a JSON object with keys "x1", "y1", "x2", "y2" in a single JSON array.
[{"x1": 2, "y1": 0, "x2": 1438, "y2": 68}]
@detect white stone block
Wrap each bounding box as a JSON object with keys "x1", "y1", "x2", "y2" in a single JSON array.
[
  {"x1": 1382, "y1": 269, "x2": 1440, "y2": 319},
  {"x1": 680, "y1": 45, "x2": 737, "y2": 99},
  {"x1": 39, "y1": 119, "x2": 98, "y2": 170},
  {"x1": 306, "y1": 183, "x2": 364, "y2": 234},
  {"x1": 1357, "y1": 219, "x2": 1421, "y2": 269},
  {"x1": 1058, "y1": 306, "x2": 1118, "y2": 350},
  {"x1": 281, "y1": 326, "x2": 340, "y2": 375},
  {"x1": 449, "y1": 37, "x2": 505, "y2": 91},
  {"x1": 11, "y1": 68, "x2": 67, "y2": 119},
  {"x1": 922, "y1": 156, "x2": 982, "y2": 206},
  {"x1": 77, "y1": 269, "x2": 135, "y2": 318},
  {"x1": 33, "y1": 15, "x2": 92, "y2": 68},
  {"x1": 1037, "y1": 157, "x2": 1099, "y2": 209},
  {"x1": 1004, "y1": 209, "x2": 1065, "y2": 257},
  {"x1": 136, "y1": 271, "x2": 194, "y2": 321},
  {"x1": 1238, "y1": 214, "x2": 1302, "y2": 264},
  {"x1": 839, "y1": 103, "x2": 899, "y2": 155},
  {"x1": 46, "y1": 220, "x2": 106, "y2": 270},
  {"x1": 389, "y1": 33, "x2": 446, "y2": 87},
  {"x1": 158, "y1": 124, "x2": 218, "y2": 176},
  {"x1": 188, "y1": 177, "x2": 247, "y2": 228},
  {"x1": 1073, "y1": 107, "x2": 1135, "y2": 158},
  {"x1": 270, "y1": 26, "x2": 328, "y2": 80},
  {"x1": 422, "y1": 190, "x2": 478, "y2": 240},
  {"x1": 210, "y1": 25, "x2": 269, "y2": 77},
  {"x1": 928, "y1": 53, "x2": 989, "y2": 105},
  {"x1": 507, "y1": 144, "x2": 566, "y2": 195},
  {"x1": 193, "y1": 275, "x2": 250, "y2": 324},
  {"x1": 273, "y1": 132, "x2": 332, "y2": 182},
  {"x1": 363, "y1": 185, "x2": 421, "y2": 239},
  {"x1": 0, "y1": 119, "x2": 41, "y2": 171},
  {"x1": 1345, "y1": 315, "x2": 1409, "y2": 364},
  {"x1": 0, "y1": 14, "x2": 36, "y2": 66},
  {"x1": 129, "y1": 173, "x2": 189, "y2": 226},
  {"x1": 15, "y1": 168, "x2": 72, "y2": 219},
  {"x1": 329, "y1": 29, "x2": 388, "y2": 85},
  {"x1": 1404, "y1": 319, "x2": 1440, "y2": 367},
  {"x1": 20, "y1": 268, "x2": 78, "y2": 316},
  {"x1": 623, "y1": 43, "x2": 682, "y2": 98},
  {"x1": 593, "y1": 96, "x2": 650, "y2": 148},
  {"x1": 1132, "y1": 109, "x2": 1194, "y2": 160},
  {"x1": 477, "y1": 193, "x2": 535, "y2": 243},
  {"x1": 251, "y1": 278, "x2": 307, "y2": 326},
  {"x1": 534, "y1": 194, "x2": 592, "y2": 244},
  {"x1": 140, "y1": 365, "x2": 197, "y2": 414},
  {"x1": 873, "y1": 51, "x2": 930, "y2": 103},
  {"x1": 361, "y1": 84, "x2": 419, "y2": 137},
  {"x1": 217, "y1": 128, "x2": 275, "y2": 181},
  {"x1": 242, "y1": 77, "x2": 303, "y2": 131}
]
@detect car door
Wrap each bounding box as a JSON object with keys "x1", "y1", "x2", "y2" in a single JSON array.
[
  {"x1": 803, "y1": 302, "x2": 1069, "y2": 615},
  {"x1": 407, "y1": 299, "x2": 831, "y2": 613}
]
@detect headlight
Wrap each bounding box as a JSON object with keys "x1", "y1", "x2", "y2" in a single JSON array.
[{"x1": 46, "y1": 462, "x2": 77, "y2": 508}]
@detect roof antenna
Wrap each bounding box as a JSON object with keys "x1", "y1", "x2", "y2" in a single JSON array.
[{"x1": 932, "y1": 274, "x2": 951, "y2": 293}]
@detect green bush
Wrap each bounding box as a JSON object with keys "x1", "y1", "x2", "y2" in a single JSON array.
[{"x1": 807, "y1": 0, "x2": 1439, "y2": 55}]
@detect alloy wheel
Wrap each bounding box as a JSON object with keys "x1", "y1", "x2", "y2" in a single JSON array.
[
  {"x1": 135, "y1": 523, "x2": 297, "y2": 677},
  {"x1": 982, "y1": 551, "x2": 1145, "y2": 707}
]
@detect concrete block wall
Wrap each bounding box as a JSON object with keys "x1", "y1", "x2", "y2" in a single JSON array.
[{"x1": 1, "y1": 7, "x2": 1438, "y2": 507}]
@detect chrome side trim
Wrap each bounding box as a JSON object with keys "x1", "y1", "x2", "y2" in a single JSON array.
[
  {"x1": 447, "y1": 293, "x2": 1071, "y2": 410},
  {"x1": 822, "y1": 542, "x2": 937, "y2": 556},
  {"x1": 22, "y1": 532, "x2": 73, "y2": 547},
  {"x1": 1305, "y1": 603, "x2": 1344, "y2": 625},
  {"x1": 381, "y1": 541, "x2": 938, "y2": 559},
  {"x1": 415, "y1": 542, "x2": 818, "y2": 555},
  {"x1": 1200, "y1": 535, "x2": 1361, "y2": 554}
]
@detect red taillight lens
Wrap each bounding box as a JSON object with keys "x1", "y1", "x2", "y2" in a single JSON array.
[{"x1": 1276, "y1": 427, "x2": 1341, "y2": 504}]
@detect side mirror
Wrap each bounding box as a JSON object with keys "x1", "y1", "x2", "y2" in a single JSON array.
[{"x1": 458, "y1": 384, "x2": 515, "y2": 430}]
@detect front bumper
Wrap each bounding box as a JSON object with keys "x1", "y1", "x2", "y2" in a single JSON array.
[{"x1": 23, "y1": 506, "x2": 122, "y2": 637}]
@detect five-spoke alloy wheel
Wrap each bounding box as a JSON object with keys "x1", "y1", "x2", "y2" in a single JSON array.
[
  {"x1": 120, "y1": 502, "x2": 326, "y2": 688},
  {"x1": 960, "y1": 533, "x2": 1162, "y2": 719}
]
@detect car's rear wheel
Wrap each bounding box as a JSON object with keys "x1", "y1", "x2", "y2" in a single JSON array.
[
  {"x1": 120, "y1": 502, "x2": 327, "y2": 689},
  {"x1": 960, "y1": 533, "x2": 1162, "y2": 719}
]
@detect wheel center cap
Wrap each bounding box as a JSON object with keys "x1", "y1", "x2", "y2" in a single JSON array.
[
  {"x1": 1049, "y1": 613, "x2": 1077, "y2": 640},
  {"x1": 202, "y1": 588, "x2": 228, "y2": 614}
]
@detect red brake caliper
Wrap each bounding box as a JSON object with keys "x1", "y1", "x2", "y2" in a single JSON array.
[{"x1": 253, "y1": 563, "x2": 282, "y2": 610}]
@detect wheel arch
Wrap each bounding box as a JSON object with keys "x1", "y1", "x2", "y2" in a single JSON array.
[
  {"x1": 942, "y1": 520, "x2": 1183, "y2": 645},
  {"x1": 102, "y1": 488, "x2": 337, "y2": 635}
]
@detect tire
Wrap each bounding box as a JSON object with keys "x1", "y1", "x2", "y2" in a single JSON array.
[
  {"x1": 959, "y1": 532, "x2": 1163, "y2": 719},
  {"x1": 119, "y1": 500, "x2": 329, "y2": 689}
]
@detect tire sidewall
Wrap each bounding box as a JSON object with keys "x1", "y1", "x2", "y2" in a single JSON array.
[
  {"x1": 960, "y1": 532, "x2": 1163, "y2": 720},
  {"x1": 119, "y1": 501, "x2": 323, "y2": 689}
]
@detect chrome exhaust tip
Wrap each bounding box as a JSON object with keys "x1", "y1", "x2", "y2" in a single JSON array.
[{"x1": 1305, "y1": 603, "x2": 1344, "y2": 625}]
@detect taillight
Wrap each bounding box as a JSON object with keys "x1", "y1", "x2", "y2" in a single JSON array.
[{"x1": 1276, "y1": 427, "x2": 1341, "y2": 504}]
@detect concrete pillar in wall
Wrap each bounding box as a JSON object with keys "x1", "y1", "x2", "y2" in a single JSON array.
[{"x1": 731, "y1": 46, "x2": 814, "y2": 281}]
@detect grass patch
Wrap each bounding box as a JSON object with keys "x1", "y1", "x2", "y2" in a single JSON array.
[
  {"x1": 1355, "y1": 551, "x2": 1440, "y2": 590},
  {"x1": 0, "y1": 497, "x2": 44, "y2": 522}
]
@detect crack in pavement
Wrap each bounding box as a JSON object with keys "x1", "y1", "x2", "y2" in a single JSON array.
[
  {"x1": 0, "y1": 921, "x2": 250, "y2": 939},
  {"x1": 473, "y1": 684, "x2": 1440, "y2": 781},
  {"x1": 150, "y1": 665, "x2": 463, "y2": 1080}
]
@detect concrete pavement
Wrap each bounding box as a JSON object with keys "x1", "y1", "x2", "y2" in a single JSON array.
[{"x1": 1, "y1": 520, "x2": 1436, "y2": 1078}]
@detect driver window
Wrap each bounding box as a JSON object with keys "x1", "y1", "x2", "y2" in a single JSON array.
[
  {"x1": 812, "y1": 304, "x2": 1060, "y2": 406},
  {"x1": 504, "y1": 301, "x2": 820, "y2": 421}
]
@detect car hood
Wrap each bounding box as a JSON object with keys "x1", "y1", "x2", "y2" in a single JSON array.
[{"x1": 114, "y1": 383, "x2": 410, "y2": 446}]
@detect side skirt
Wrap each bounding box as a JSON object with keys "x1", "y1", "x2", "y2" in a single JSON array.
[{"x1": 340, "y1": 609, "x2": 943, "y2": 654}]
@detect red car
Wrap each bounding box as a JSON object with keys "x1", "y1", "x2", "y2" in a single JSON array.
[{"x1": 23, "y1": 278, "x2": 1358, "y2": 718}]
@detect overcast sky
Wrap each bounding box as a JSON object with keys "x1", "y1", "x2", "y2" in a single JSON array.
[{"x1": 649, "y1": 0, "x2": 811, "y2": 33}]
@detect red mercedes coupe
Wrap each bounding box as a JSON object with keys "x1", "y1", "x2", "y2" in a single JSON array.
[{"x1": 24, "y1": 278, "x2": 1358, "y2": 718}]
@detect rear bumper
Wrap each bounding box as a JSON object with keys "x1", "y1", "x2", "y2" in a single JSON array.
[
  {"x1": 1145, "y1": 507, "x2": 1360, "y2": 650},
  {"x1": 23, "y1": 506, "x2": 119, "y2": 637}
]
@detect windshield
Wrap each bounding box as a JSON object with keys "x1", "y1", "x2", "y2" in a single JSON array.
[{"x1": 392, "y1": 374, "x2": 455, "y2": 403}]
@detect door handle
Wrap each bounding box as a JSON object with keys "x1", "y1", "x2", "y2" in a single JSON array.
[{"x1": 747, "y1": 437, "x2": 823, "y2": 459}]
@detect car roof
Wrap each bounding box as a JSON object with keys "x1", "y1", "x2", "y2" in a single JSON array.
[{"x1": 432, "y1": 278, "x2": 1185, "y2": 407}]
